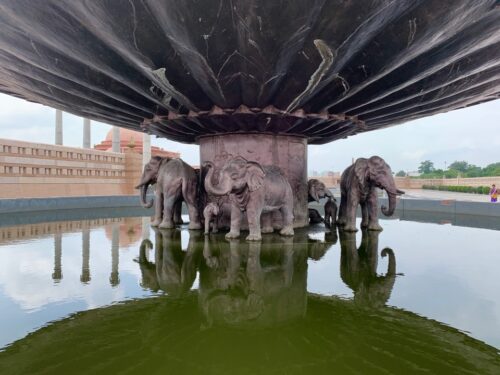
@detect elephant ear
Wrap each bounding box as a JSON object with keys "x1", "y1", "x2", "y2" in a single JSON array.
[
  {"x1": 354, "y1": 159, "x2": 369, "y2": 191},
  {"x1": 246, "y1": 162, "x2": 265, "y2": 192},
  {"x1": 368, "y1": 156, "x2": 386, "y2": 181}
]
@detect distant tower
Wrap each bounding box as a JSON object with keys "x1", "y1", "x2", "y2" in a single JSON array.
[
  {"x1": 143, "y1": 133, "x2": 151, "y2": 168},
  {"x1": 83, "y1": 118, "x2": 91, "y2": 148},
  {"x1": 112, "y1": 126, "x2": 120, "y2": 152},
  {"x1": 55, "y1": 109, "x2": 63, "y2": 145},
  {"x1": 52, "y1": 233, "x2": 62, "y2": 282},
  {"x1": 109, "y1": 222, "x2": 120, "y2": 286},
  {"x1": 80, "y1": 228, "x2": 91, "y2": 283}
]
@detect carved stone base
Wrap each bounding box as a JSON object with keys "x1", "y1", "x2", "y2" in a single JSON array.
[{"x1": 199, "y1": 133, "x2": 308, "y2": 229}]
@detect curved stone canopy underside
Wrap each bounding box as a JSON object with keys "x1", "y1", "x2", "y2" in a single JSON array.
[{"x1": 0, "y1": 0, "x2": 499, "y2": 144}]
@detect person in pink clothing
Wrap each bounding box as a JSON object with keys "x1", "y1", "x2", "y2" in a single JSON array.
[{"x1": 489, "y1": 184, "x2": 498, "y2": 203}]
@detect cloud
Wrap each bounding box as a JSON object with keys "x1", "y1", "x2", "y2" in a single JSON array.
[{"x1": 0, "y1": 93, "x2": 499, "y2": 173}]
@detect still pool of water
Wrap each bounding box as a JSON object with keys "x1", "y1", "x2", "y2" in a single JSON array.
[{"x1": 0, "y1": 211, "x2": 499, "y2": 374}]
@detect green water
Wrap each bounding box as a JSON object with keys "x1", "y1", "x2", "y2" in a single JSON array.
[{"x1": 0, "y1": 214, "x2": 499, "y2": 374}]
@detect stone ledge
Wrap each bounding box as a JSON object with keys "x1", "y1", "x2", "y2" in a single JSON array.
[{"x1": 0, "y1": 195, "x2": 147, "y2": 214}]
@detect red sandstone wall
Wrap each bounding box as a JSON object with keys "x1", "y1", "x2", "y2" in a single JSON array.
[{"x1": 0, "y1": 139, "x2": 131, "y2": 198}]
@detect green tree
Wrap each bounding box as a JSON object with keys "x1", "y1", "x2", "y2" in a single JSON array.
[
  {"x1": 418, "y1": 160, "x2": 434, "y2": 174},
  {"x1": 395, "y1": 170, "x2": 406, "y2": 177},
  {"x1": 448, "y1": 161, "x2": 469, "y2": 172}
]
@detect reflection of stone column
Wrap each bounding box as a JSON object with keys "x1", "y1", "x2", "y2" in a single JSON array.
[
  {"x1": 83, "y1": 118, "x2": 91, "y2": 148},
  {"x1": 110, "y1": 223, "x2": 120, "y2": 286},
  {"x1": 55, "y1": 109, "x2": 63, "y2": 145},
  {"x1": 112, "y1": 126, "x2": 120, "y2": 152},
  {"x1": 80, "y1": 229, "x2": 91, "y2": 283},
  {"x1": 142, "y1": 133, "x2": 151, "y2": 168},
  {"x1": 52, "y1": 233, "x2": 62, "y2": 282}
]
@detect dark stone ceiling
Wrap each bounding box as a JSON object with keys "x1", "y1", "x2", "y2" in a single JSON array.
[{"x1": 0, "y1": 0, "x2": 498, "y2": 144}]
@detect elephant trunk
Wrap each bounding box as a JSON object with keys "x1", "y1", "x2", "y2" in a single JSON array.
[
  {"x1": 381, "y1": 192, "x2": 396, "y2": 216},
  {"x1": 139, "y1": 183, "x2": 153, "y2": 208},
  {"x1": 325, "y1": 189, "x2": 335, "y2": 200},
  {"x1": 204, "y1": 162, "x2": 232, "y2": 196}
]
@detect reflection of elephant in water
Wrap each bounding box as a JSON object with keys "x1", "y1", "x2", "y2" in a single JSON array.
[
  {"x1": 199, "y1": 234, "x2": 308, "y2": 327},
  {"x1": 204, "y1": 157, "x2": 294, "y2": 241},
  {"x1": 136, "y1": 157, "x2": 202, "y2": 230},
  {"x1": 339, "y1": 230, "x2": 397, "y2": 308},
  {"x1": 308, "y1": 179, "x2": 334, "y2": 203},
  {"x1": 136, "y1": 229, "x2": 202, "y2": 296},
  {"x1": 338, "y1": 156, "x2": 404, "y2": 232}
]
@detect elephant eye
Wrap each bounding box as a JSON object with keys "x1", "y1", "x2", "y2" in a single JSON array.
[{"x1": 231, "y1": 173, "x2": 238, "y2": 180}]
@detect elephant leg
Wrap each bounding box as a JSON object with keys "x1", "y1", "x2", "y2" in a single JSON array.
[
  {"x1": 225, "y1": 203, "x2": 242, "y2": 239},
  {"x1": 261, "y1": 212, "x2": 274, "y2": 234},
  {"x1": 204, "y1": 213, "x2": 211, "y2": 235},
  {"x1": 151, "y1": 190, "x2": 163, "y2": 227},
  {"x1": 211, "y1": 220, "x2": 218, "y2": 233},
  {"x1": 343, "y1": 198, "x2": 358, "y2": 232},
  {"x1": 159, "y1": 194, "x2": 176, "y2": 229},
  {"x1": 324, "y1": 210, "x2": 331, "y2": 227},
  {"x1": 337, "y1": 194, "x2": 347, "y2": 225},
  {"x1": 279, "y1": 204, "x2": 294, "y2": 237},
  {"x1": 360, "y1": 201, "x2": 369, "y2": 228},
  {"x1": 173, "y1": 200, "x2": 183, "y2": 225},
  {"x1": 246, "y1": 205, "x2": 263, "y2": 241},
  {"x1": 367, "y1": 190, "x2": 383, "y2": 231}
]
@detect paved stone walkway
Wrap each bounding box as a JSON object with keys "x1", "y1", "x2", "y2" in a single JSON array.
[
  {"x1": 399, "y1": 189, "x2": 493, "y2": 203},
  {"x1": 328, "y1": 188, "x2": 495, "y2": 203}
]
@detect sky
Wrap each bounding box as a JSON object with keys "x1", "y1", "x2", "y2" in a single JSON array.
[{"x1": 0, "y1": 93, "x2": 498, "y2": 174}]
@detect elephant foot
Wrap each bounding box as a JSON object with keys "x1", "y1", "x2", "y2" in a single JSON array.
[
  {"x1": 225, "y1": 231, "x2": 240, "y2": 240},
  {"x1": 261, "y1": 227, "x2": 274, "y2": 234},
  {"x1": 342, "y1": 225, "x2": 358, "y2": 232},
  {"x1": 174, "y1": 218, "x2": 184, "y2": 225},
  {"x1": 246, "y1": 233, "x2": 262, "y2": 241},
  {"x1": 159, "y1": 221, "x2": 175, "y2": 229},
  {"x1": 212, "y1": 229, "x2": 218, "y2": 233},
  {"x1": 360, "y1": 221, "x2": 369, "y2": 228},
  {"x1": 279, "y1": 227, "x2": 294, "y2": 237},
  {"x1": 151, "y1": 220, "x2": 161, "y2": 227},
  {"x1": 188, "y1": 222, "x2": 203, "y2": 230},
  {"x1": 368, "y1": 223, "x2": 383, "y2": 231}
]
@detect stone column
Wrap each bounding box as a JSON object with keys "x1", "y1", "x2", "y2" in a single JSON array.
[
  {"x1": 52, "y1": 233, "x2": 62, "y2": 282},
  {"x1": 199, "y1": 133, "x2": 308, "y2": 228},
  {"x1": 55, "y1": 109, "x2": 63, "y2": 145},
  {"x1": 112, "y1": 126, "x2": 120, "y2": 152},
  {"x1": 142, "y1": 133, "x2": 151, "y2": 168},
  {"x1": 110, "y1": 222, "x2": 120, "y2": 286},
  {"x1": 83, "y1": 118, "x2": 91, "y2": 148},
  {"x1": 80, "y1": 228, "x2": 91, "y2": 283}
]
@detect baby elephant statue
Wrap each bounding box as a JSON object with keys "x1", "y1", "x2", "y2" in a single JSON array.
[
  {"x1": 136, "y1": 156, "x2": 202, "y2": 230},
  {"x1": 203, "y1": 202, "x2": 220, "y2": 235},
  {"x1": 337, "y1": 156, "x2": 404, "y2": 232},
  {"x1": 203, "y1": 156, "x2": 294, "y2": 241},
  {"x1": 324, "y1": 197, "x2": 337, "y2": 227}
]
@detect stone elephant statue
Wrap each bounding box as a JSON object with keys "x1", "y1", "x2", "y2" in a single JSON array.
[
  {"x1": 136, "y1": 228, "x2": 203, "y2": 296},
  {"x1": 339, "y1": 230, "x2": 397, "y2": 308},
  {"x1": 136, "y1": 156, "x2": 202, "y2": 230},
  {"x1": 337, "y1": 156, "x2": 404, "y2": 232},
  {"x1": 308, "y1": 179, "x2": 334, "y2": 203},
  {"x1": 203, "y1": 156, "x2": 294, "y2": 241}
]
